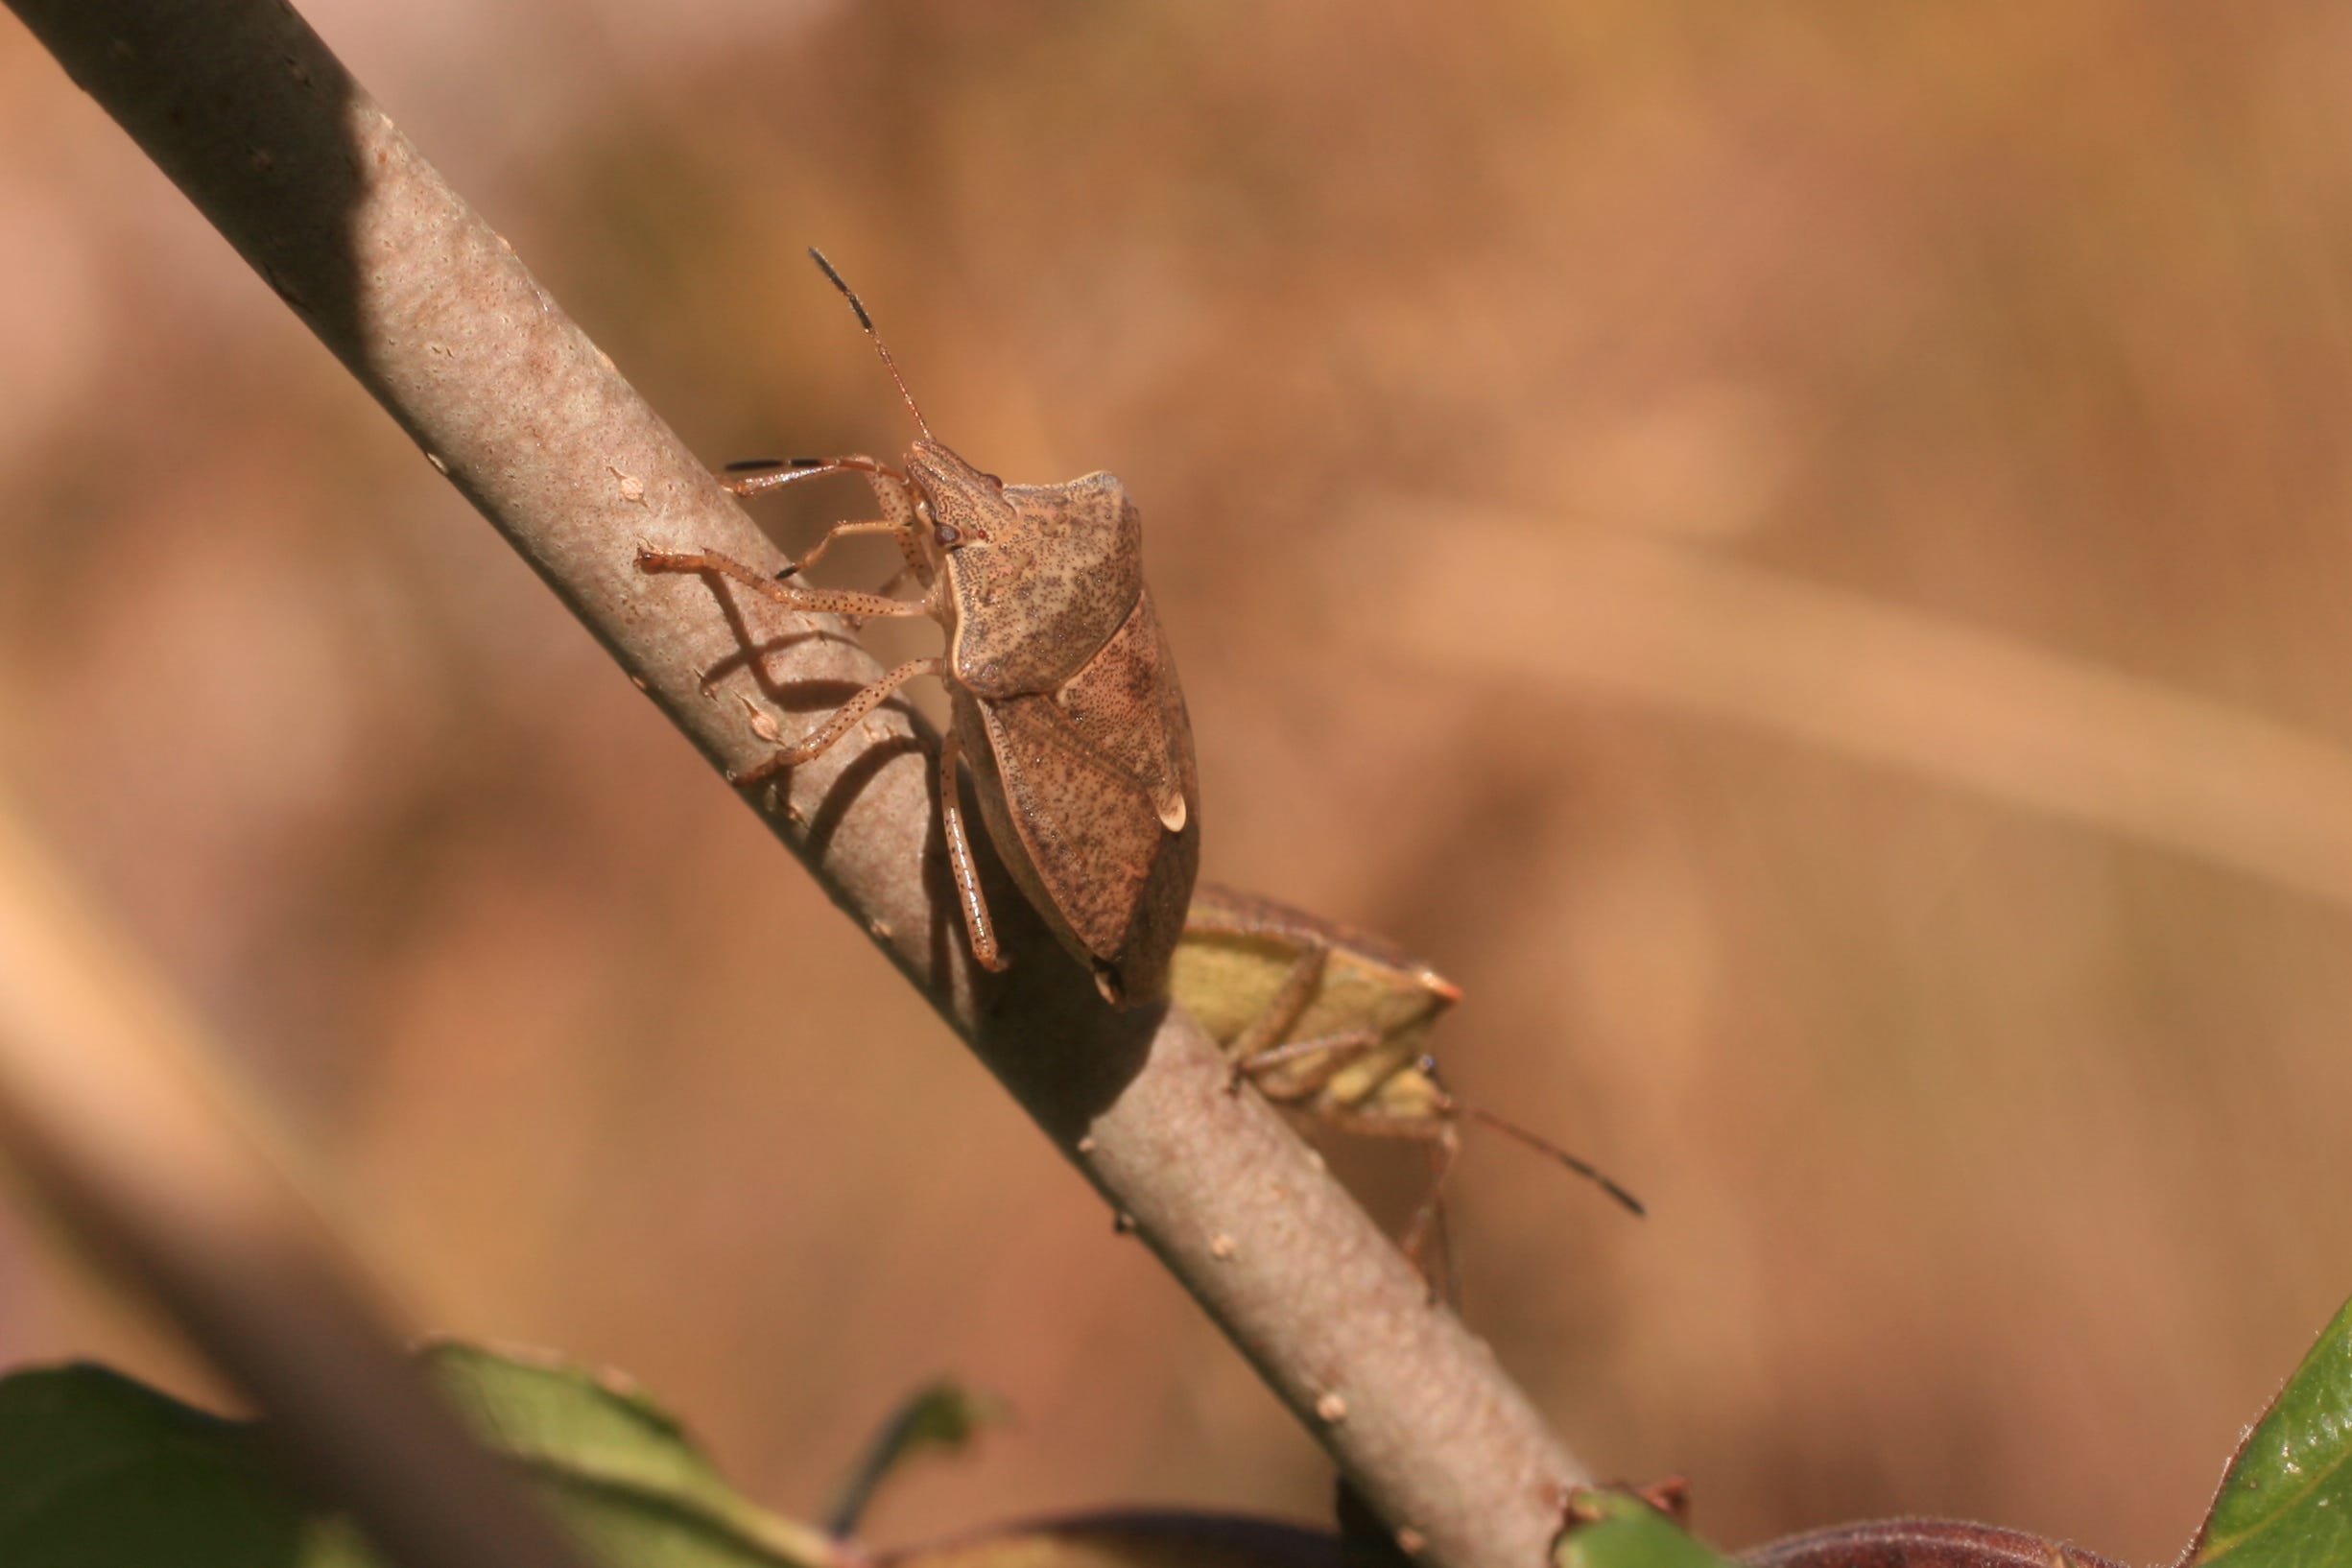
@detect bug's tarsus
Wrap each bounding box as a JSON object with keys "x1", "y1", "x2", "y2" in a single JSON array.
[
  {"x1": 808, "y1": 247, "x2": 934, "y2": 442},
  {"x1": 1461, "y1": 1104, "x2": 1645, "y2": 1218}
]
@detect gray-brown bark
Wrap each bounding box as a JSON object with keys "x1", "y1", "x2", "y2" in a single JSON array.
[{"x1": 2, "y1": 3, "x2": 1593, "y2": 1564}]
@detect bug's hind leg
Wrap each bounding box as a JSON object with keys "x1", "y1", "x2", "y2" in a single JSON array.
[{"x1": 938, "y1": 727, "x2": 1008, "y2": 973}]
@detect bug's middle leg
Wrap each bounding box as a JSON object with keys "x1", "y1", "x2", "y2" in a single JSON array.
[
  {"x1": 765, "y1": 518, "x2": 910, "y2": 582},
  {"x1": 1303, "y1": 1105, "x2": 1461, "y2": 1301},
  {"x1": 637, "y1": 546, "x2": 936, "y2": 621},
  {"x1": 733, "y1": 656, "x2": 945, "y2": 788},
  {"x1": 1396, "y1": 1126, "x2": 1462, "y2": 1307},
  {"x1": 1236, "y1": 1030, "x2": 1385, "y2": 1100},
  {"x1": 1187, "y1": 929, "x2": 1333, "y2": 1094}
]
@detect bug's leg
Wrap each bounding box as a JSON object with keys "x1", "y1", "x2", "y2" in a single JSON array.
[
  {"x1": 938, "y1": 727, "x2": 1008, "y2": 973},
  {"x1": 721, "y1": 454, "x2": 930, "y2": 581},
  {"x1": 888, "y1": 520, "x2": 929, "y2": 588},
  {"x1": 865, "y1": 563, "x2": 917, "y2": 600},
  {"x1": 1236, "y1": 1030, "x2": 1384, "y2": 1102},
  {"x1": 721, "y1": 453, "x2": 905, "y2": 499},
  {"x1": 733, "y1": 656, "x2": 944, "y2": 788},
  {"x1": 1298, "y1": 1103, "x2": 1458, "y2": 1299},
  {"x1": 1178, "y1": 913, "x2": 1331, "y2": 1093},
  {"x1": 865, "y1": 465, "x2": 935, "y2": 588},
  {"x1": 637, "y1": 546, "x2": 936, "y2": 621},
  {"x1": 794, "y1": 471, "x2": 930, "y2": 589},
  {"x1": 841, "y1": 476, "x2": 930, "y2": 626},
  {"x1": 1217, "y1": 944, "x2": 1330, "y2": 1094},
  {"x1": 1397, "y1": 1126, "x2": 1462, "y2": 1307},
  {"x1": 767, "y1": 518, "x2": 911, "y2": 582}
]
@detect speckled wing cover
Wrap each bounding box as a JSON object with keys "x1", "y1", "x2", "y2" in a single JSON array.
[{"x1": 977, "y1": 590, "x2": 1200, "y2": 1001}]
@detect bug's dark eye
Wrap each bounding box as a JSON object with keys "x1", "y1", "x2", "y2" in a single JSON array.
[{"x1": 934, "y1": 523, "x2": 962, "y2": 546}]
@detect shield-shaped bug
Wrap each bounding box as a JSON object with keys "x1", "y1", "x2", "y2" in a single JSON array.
[
  {"x1": 1175, "y1": 883, "x2": 1641, "y2": 1295},
  {"x1": 640, "y1": 251, "x2": 1199, "y2": 1006}
]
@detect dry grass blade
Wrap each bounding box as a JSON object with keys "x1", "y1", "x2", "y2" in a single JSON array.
[
  {"x1": 1355, "y1": 502, "x2": 2352, "y2": 912},
  {"x1": 0, "y1": 787, "x2": 589, "y2": 1568}
]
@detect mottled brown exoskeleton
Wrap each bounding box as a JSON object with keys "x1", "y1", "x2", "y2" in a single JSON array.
[
  {"x1": 1175, "y1": 883, "x2": 1640, "y2": 1293},
  {"x1": 639, "y1": 251, "x2": 1199, "y2": 1006}
]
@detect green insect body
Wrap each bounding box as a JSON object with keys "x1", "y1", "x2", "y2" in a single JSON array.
[
  {"x1": 1175, "y1": 890, "x2": 1460, "y2": 1129},
  {"x1": 1176, "y1": 883, "x2": 1641, "y2": 1291}
]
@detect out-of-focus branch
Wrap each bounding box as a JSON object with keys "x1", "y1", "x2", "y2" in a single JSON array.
[
  {"x1": 0, "y1": 790, "x2": 591, "y2": 1568},
  {"x1": 1347, "y1": 501, "x2": 2352, "y2": 915},
  {"x1": 4, "y1": 3, "x2": 1591, "y2": 1564}
]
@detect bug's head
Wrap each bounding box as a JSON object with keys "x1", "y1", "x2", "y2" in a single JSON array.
[{"x1": 905, "y1": 439, "x2": 1006, "y2": 554}]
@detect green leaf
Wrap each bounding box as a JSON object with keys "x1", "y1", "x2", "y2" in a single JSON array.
[
  {"x1": 1556, "y1": 1487, "x2": 1738, "y2": 1568},
  {"x1": 827, "y1": 1381, "x2": 1008, "y2": 1534},
  {"x1": 2189, "y1": 1292, "x2": 2352, "y2": 1568},
  {"x1": 417, "y1": 1341, "x2": 839, "y2": 1568},
  {"x1": 0, "y1": 1345, "x2": 838, "y2": 1568},
  {"x1": 0, "y1": 1363, "x2": 310, "y2": 1567}
]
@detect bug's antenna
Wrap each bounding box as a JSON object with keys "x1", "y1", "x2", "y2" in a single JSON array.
[
  {"x1": 1461, "y1": 1104, "x2": 1647, "y2": 1218},
  {"x1": 809, "y1": 248, "x2": 933, "y2": 441}
]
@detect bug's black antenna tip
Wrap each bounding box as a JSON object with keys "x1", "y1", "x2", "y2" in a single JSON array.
[
  {"x1": 805, "y1": 246, "x2": 932, "y2": 440},
  {"x1": 1462, "y1": 1103, "x2": 1646, "y2": 1220},
  {"x1": 807, "y1": 247, "x2": 874, "y2": 333}
]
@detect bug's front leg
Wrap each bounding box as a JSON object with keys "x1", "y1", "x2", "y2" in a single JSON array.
[
  {"x1": 750, "y1": 463, "x2": 931, "y2": 592},
  {"x1": 720, "y1": 452, "x2": 904, "y2": 499},
  {"x1": 764, "y1": 518, "x2": 910, "y2": 582}
]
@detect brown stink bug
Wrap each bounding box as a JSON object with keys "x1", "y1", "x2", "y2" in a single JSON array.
[
  {"x1": 639, "y1": 250, "x2": 1199, "y2": 1007},
  {"x1": 1174, "y1": 883, "x2": 1640, "y2": 1292}
]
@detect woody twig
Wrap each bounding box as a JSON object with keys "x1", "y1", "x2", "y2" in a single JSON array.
[{"x1": 3, "y1": 3, "x2": 1593, "y2": 1563}]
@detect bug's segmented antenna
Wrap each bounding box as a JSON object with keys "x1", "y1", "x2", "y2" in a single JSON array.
[
  {"x1": 1462, "y1": 1103, "x2": 1646, "y2": 1217},
  {"x1": 808, "y1": 248, "x2": 933, "y2": 442},
  {"x1": 723, "y1": 458, "x2": 828, "y2": 473}
]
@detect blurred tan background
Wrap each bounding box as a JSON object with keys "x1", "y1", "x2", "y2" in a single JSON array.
[{"x1": 4, "y1": 1, "x2": 2351, "y2": 1561}]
